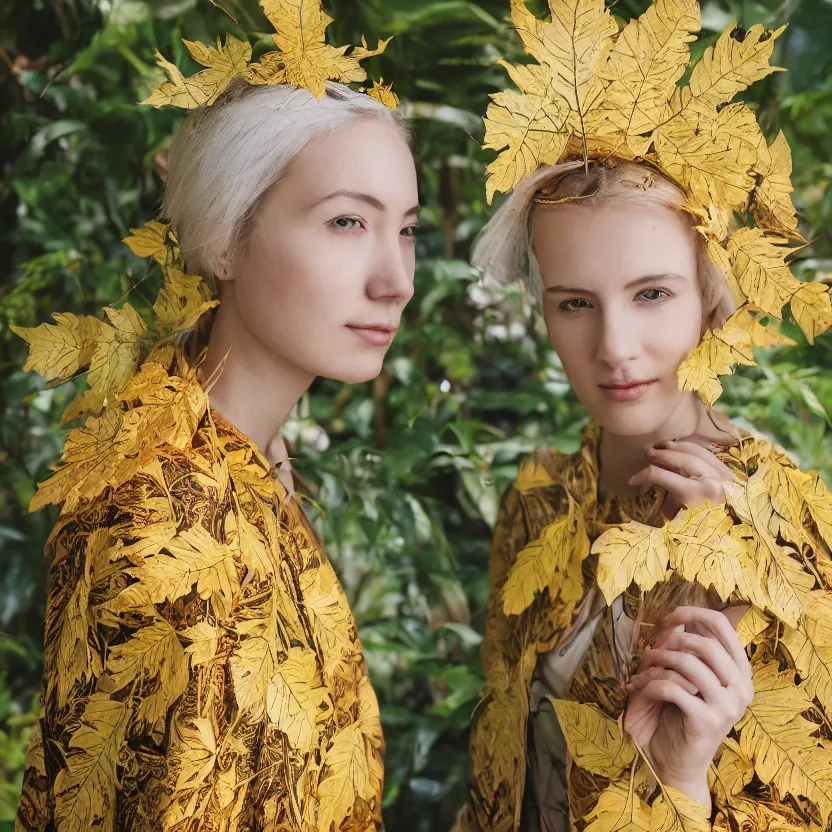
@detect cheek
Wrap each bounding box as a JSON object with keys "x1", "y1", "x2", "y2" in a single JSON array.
[{"x1": 649, "y1": 302, "x2": 704, "y2": 364}]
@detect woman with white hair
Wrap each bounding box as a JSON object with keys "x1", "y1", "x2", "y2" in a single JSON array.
[
  {"x1": 13, "y1": 4, "x2": 417, "y2": 830},
  {"x1": 456, "y1": 1, "x2": 832, "y2": 831}
]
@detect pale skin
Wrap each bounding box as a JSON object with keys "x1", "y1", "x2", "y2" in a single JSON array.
[
  {"x1": 532, "y1": 199, "x2": 752, "y2": 808},
  {"x1": 200, "y1": 116, "x2": 419, "y2": 492}
]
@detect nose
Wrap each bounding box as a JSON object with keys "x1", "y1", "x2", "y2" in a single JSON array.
[
  {"x1": 595, "y1": 305, "x2": 639, "y2": 368},
  {"x1": 366, "y1": 232, "x2": 415, "y2": 304}
]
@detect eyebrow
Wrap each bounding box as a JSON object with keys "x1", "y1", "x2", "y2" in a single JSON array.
[
  {"x1": 544, "y1": 273, "x2": 689, "y2": 294},
  {"x1": 312, "y1": 189, "x2": 420, "y2": 218}
]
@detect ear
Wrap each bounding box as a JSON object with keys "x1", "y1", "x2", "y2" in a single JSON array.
[{"x1": 214, "y1": 254, "x2": 234, "y2": 282}]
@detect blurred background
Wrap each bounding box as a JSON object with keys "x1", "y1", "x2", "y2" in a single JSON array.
[{"x1": 1, "y1": 0, "x2": 831, "y2": 828}]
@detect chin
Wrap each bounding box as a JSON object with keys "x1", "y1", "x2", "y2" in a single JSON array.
[
  {"x1": 584, "y1": 395, "x2": 678, "y2": 438},
  {"x1": 322, "y1": 356, "x2": 386, "y2": 384}
]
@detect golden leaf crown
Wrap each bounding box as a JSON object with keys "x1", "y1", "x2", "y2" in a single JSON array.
[
  {"x1": 13, "y1": 0, "x2": 399, "y2": 468},
  {"x1": 485, "y1": 0, "x2": 832, "y2": 406}
]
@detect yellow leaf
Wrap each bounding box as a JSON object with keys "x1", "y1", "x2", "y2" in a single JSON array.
[
  {"x1": 727, "y1": 228, "x2": 802, "y2": 320},
  {"x1": 600, "y1": 0, "x2": 700, "y2": 144},
  {"x1": 300, "y1": 565, "x2": 356, "y2": 677},
  {"x1": 502, "y1": 507, "x2": 588, "y2": 615},
  {"x1": 230, "y1": 622, "x2": 276, "y2": 718},
  {"x1": 171, "y1": 716, "x2": 218, "y2": 793},
  {"x1": 122, "y1": 220, "x2": 180, "y2": 266},
  {"x1": 116, "y1": 520, "x2": 179, "y2": 565},
  {"x1": 87, "y1": 304, "x2": 147, "y2": 400},
  {"x1": 781, "y1": 615, "x2": 832, "y2": 714},
  {"x1": 227, "y1": 500, "x2": 276, "y2": 579},
  {"x1": 247, "y1": 0, "x2": 390, "y2": 98},
  {"x1": 153, "y1": 265, "x2": 217, "y2": 336},
  {"x1": 61, "y1": 389, "x2": 105, "y2": 424},
  {"x1": 11, "y1": 313, "x2": 100, "y2": 383},
  {"x1": 366, "y1": 79, "x2": 399, "y2": 109},
  {"x1": 593, "y1": 522, "x2": 670, "y2": 604},
  {"x1": 508, "y1": 0, "x2": 618, "y2": 133},
  {"x1": 711, "y1": 737, "x2": 754, "y2": 800},
  {"x1": 737, "y1": 661, "x2": 832, "y2": 824},
  {"x1": 735, "y1": 605, "x2": 770, "y2": 647},
  {"x1": 267, "y1": 646, "x2": 329, "y2": 753},
  {"x1": 180, "y1": 621, "x2": 223, "y2": 668},
  {"x1": 142, "y1": 35, "x2": 252, "y2": 108},
  {"x1": 754, "y1": 131, "x2": 801, "y2": 238},
  {"x1": 677, "y1": 309, "x2": 756, "y2": 406},
  {"x1": 54, "y1": 694, "x2": 130, "y2": 832},
  {"x1": 790, "y1": 281, "x2": 832, "y2": 345},
  {"x1": 650, "y1": 784, "x2": 711, "y2": 832},
  {"x1": 682, "y1": 23, "x2": 784, "y2": 114},
  {"x1": 550, "y1": 699, "x2": 636, "y2": 777},
  {"x1": 483, "y1": 91, "x2": 570, "y2": 203},
  {"x1": 515, "y1": 458, "x2": 556, "y2": 493},
  {"x1": 584, "y1": 782, "x2": 651, "y2": 832},
  {"x1": 317, "y1": 723, "x2": 371, "y2": 832},
  {"x1": 789, "y1": 468, "x2": 832, "y2": 550}
]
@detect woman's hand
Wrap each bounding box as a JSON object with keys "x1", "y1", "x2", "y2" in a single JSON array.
[
  {"x1": 629, "y1": 437, "x2": 734, "y2": 519},
  {"x1": 624, "y1": 606, "x2": 754, "y2": 809}
]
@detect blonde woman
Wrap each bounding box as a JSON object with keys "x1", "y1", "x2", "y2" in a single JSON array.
[
  {"x1": 13, "y1": 5, "x2": 416, "y2": 831},
  {"x1": 457, "y1": 1, "x2": 832, "y2": 831}
]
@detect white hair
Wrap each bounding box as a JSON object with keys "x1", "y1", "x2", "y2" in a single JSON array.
[
  {"x1": 163, "y1": 79, "x2": 411, "y2": 287},
  {"x1": 472, "y1": 160, "x2": 736, "y2": 329}
]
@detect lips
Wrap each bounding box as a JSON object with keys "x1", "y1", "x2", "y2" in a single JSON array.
[
  {"x1": 346, "y1": 325, "x2": 397, "y2": 347},
  {"x1": 599, "y1": 379, "x2": 657, "y2": 403}
]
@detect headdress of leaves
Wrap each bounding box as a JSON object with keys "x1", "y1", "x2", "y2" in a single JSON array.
[{"x1": 485, "y1": 0, "x2": 832, "y2": 405}]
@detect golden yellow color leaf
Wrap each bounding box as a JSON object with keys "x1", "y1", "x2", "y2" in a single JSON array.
[
  {"x1": 584, "y1": 782, "x2": 651, "y2": 832},
  {"x1": 11, "y1": 313, "x2": 100, "y2": 384},
  {"x1": 754, "y1": 131, "x2": 800, "y2": 238},
  {"x1": 711, "y1": 737, "x2": 754, "y2": 801},
  {"x1": 593, "y1": 522, "x2": 670, "y2": 604},
  {"x1": 317, "y1": 723, "x2": 371, "y2": 832},
  {"x1": 677, "y1": 309, "x2": 756, "y2": 406},
  {"x1": 550, "y1": 699, "x2": 636, "y2": 777},
  {"x1": 781, "y1": 616, "x2": 832, "y2": 715},
  {"x1": 790, "y1": 281, "x2": 832, "y2": 345},
  {"x1": 727, "y1": 228, "x2": 802, "y2": 320},
  {"x1": 502, "y1": 506, "x2": 588, "y2": 615},
  {"x1": 681, "y1": 23, "x2": 784, "y2": 114},
  {"x1": 735, "y1": 605, "x2": 770, "y2": 647},
  {"x1": 789, "y1": 468, "x2": 832, "y2": 549},
  {"x1": 509, "y1": 0, "x2": 617, "y2": 133},
  {"x1": 600, "y1": 0, "x2": 700, "y2": 148},
  {"x1": 54, "y1": 694, "x2": 130, "y2": 832},
  {"x1": 266, "y1": 646, "x2": 329, "y2": 753},
  {"x1": 122, "y1": 220, "x2": 180, "y2": 265},
  {"x1": 61, "y1": 389, "x2": 105, "y2": 424},
  {"x1": 153, "y1": 266, "x2": 218, "y2": 335},
  {"x1": 737, "y1": 661, "x2": 832, "y2": 823},
  {"x1": 143, "y1": 35, "x2": 252, "y2": 109},
  {"x1": 227, "y1": 501, "x2": 276, "y2": 579},
  {"x1": 650, "y1": 785, "x2": 711, "y2": 832},
  {"x1": 366, "y1": 79, "x2": 399, "y2": 109},
  {"x1": 247, "y1": 0, "x2": 390, "y2": 98},
  {"x1": 171, "y1": 716, "x2": 218, "y2": 794},
  {"x1": 87, "y1": 304, "x2": 147, "y2": 400},
  {"x1": 515, "y1": 458, "x2": 556, "y2": 493},
  {"x1": 483, "y1": 91, "x2": 569, "y2": 203},
  {"x1": 668, "y1": 502, "x2": 763, "y2": 603},
  {"x1": 301, "y1": 566, "x2": 355, "y2": 678},
  {"x1": 180, "y1": 621, "x2": 223, "y2": 668}
]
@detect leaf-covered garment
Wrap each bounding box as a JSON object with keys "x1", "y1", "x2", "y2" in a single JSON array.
[
  {"x1": 15, "y1": 363, "x2": 384, "y2": 832},
  {"x1": 456, "y1": 421, "x2": 832, "y2": 832}
]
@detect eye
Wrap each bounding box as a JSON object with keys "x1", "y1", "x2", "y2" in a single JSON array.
[
  {"x1": 637, "y1": 288, "x2": 668, "y2": 302},
  {"x1": 559, "y1": 298, "x2": 592, "y2": 312},
  {"x1": 400, "y1": 225, "x2": 418, "y2": 241},
  {"x1": 330, "y1": 217, "x2": 364, "y2": 231}
]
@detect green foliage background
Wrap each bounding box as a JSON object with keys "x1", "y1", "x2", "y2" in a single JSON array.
[{"x1": 1, "y1": 0, "x2": 831, "y2": 827}]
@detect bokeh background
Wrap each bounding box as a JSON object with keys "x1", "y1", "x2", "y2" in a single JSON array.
[{"x1": 1, "y1": 0, "x2": 831, "y2": 828}]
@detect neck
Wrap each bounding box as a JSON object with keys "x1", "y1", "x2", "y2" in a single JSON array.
[
  {"x1": 201, "y1": 285, "x2": 314, "y2": 457},
  {"x1": 597, "y1": 394, "x2": 732, "y2": 498}
]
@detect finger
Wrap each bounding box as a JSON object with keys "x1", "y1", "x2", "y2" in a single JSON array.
[
  {"x1": 663, "y1": 606, "x2": 751, "y2": 674},
  {"x1": 646, "y1": 447, "x2": 718, "y2": 480},
  {"x1": 628, "y1": 665, "x2": 700, "y2": 696},
  {"x1": 627, "y1": 678, "x2": 711, "y2": 724},
  {"x1": 629, "y1": 465, "x2": 724, "y2": 506},
  {"x1": 661, "y1": 440, "x2": 734, "y2": 479},
  {"x1": 652, "y1": 631, "x2": 741, "y2": 689},
  {"x1": 638, "y1": 646, "x2": 726, "y2": 702}
]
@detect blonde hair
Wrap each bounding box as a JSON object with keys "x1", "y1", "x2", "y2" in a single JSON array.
[
  {"x1": 163, "y1": 79, "x2": 411, "y2": 289},
  {"x1": 471, "y1": 159, "x2": 735, "y2": 329}
]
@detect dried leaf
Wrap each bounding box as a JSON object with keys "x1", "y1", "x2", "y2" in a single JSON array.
[
  {"x1": 153, "y1": 266, "x2": 218, "y2": 335},
  {"x1": 122, "y1": 221, "x2": 180, "y2": 266},
  {"x1": 11, "y1": 313, "x2": 100, "y2": 383},
  {"x1": 87, "y1": 304, "x2": 147, "y2": 400},
  {"x1": 790, "y1": 282, "x2": 832, "y2": 345},
  {"x1": 584, "y1": 782, "x2": 651, "y2": 832},
  {"x1": 366, "y1": 79, "x2": 399, "y2": 109},
  {"x1": 594, "y1": 522, "x2": 670, "y2": 604},
  {"x1": 551, "y1": 699, "x2": 636, "y2": 777},
  {"x1": 317, "y1": 723, "x2": 371, "y2": 832},
  {"x1": 515, "y1": 459, "x2": 556, "y2": 493},
  {"x1": 650, "y1": 784, "x2": 711, "y2": 832},
  {"x1": 754, "y1": 131, "x2": 800, "y2": 238},
  {"x1": 180, "y1": 621, "x2": 223, "y2": 668}
]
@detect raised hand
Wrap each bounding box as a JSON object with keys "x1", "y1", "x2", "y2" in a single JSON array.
[{"x1": 624, "y1": 606, "x2": 753, "y2": 808}]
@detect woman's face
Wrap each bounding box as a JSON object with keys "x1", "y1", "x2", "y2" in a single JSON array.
[
  {"x1": 532, "y1": 200, "x2": 704, "y2": 437},
  {"x1": 224, "y1": 116, "x2": 418, "y2": 384}
]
